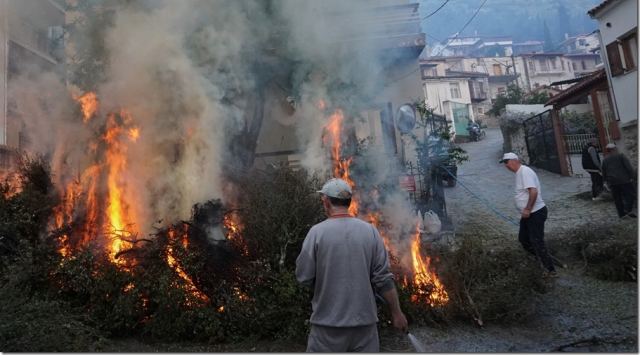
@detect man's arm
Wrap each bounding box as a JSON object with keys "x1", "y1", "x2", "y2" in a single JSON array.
[
  {"x1": 370, "y1": 227, "x2": 408, "y2": 332},
  {"x1": 521, "y1": 187, "x2": 538, "y2": 218},
  {"x1": 621, "y1": 154, "x2": 637, "y2": 180},
  {"x1": 295, "y1": 231, "x2": 316, "y2": 288},
  {"x1": 381, "y1": 285, "x2": 408, "y2": 333},
  {"x1": 588, "y1": 146, "x2": 601, "y2": 169}
]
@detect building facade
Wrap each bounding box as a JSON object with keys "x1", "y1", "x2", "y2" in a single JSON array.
[
  {"x1": 589, "y1": 0, "x2": 638, "y2": 159},
  {"x1": 0, "y1": 0, "x2": 65, "y2": 155}
]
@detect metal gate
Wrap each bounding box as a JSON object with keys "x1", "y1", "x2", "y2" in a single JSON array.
[{"x1": 523, "y1": 110, "x2": 562, "y2": 174}]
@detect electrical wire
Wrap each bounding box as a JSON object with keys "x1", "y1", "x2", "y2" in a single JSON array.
[
  {"x1": 433, "y1": 0, "x2": 489, "y2": 57},
  {"x1": 422, "y1": 0, "x2": 451, "y2": 20}
]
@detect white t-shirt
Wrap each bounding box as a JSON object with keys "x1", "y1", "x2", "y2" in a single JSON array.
[{"x1": 514, "y1": 165, "x2": 545, "y2": 213}]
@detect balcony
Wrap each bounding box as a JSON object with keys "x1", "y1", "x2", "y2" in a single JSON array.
[{"x1": 468, "y1": 82, "x2": 488, "y2": 101}]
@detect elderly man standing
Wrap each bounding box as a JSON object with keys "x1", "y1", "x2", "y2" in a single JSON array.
[
  {"x1": 601, "y1": 143, "x2": 637, "y2": 218},
  {"x1": 296, "y1": 178, "x2": 408, "y2": 352},
  {"x1": 581, "y1": 138, "x2": 603, "y2": 200},
  {"x1": 500, "y1": 153, "x2": 556, "y2": 277}
]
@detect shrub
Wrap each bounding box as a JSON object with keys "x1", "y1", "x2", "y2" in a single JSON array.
[{"x1": 437, "y1": 234, "x2": 545, "y2": 324}]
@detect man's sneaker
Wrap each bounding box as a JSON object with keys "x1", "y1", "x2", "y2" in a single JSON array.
[{"x1": 543, "y1": 270, "x2": 558, "y2": 278}]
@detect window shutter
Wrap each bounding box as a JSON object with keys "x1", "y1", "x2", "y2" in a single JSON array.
[
  {"x1": 606, "y1": 42, "x2": 624, "y2": 76},
  {"x1": 621, "y1": 32, "x2": 637, "y2": 71}
]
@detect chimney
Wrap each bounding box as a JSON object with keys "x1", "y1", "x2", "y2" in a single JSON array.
[{"x1": 565, "y1": 33, "x2": 569, "y2": 40}]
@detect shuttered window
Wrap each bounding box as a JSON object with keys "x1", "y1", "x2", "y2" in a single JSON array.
[{"x1": 606, "y1": 41, "x2": 624, "y2": 76}]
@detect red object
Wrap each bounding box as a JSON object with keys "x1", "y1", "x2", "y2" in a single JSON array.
[{"x1": 399, "y1": 175, "x2": 416, "y2": 192}]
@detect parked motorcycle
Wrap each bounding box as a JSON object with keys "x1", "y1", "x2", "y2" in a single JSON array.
[{"x1": 467, "y1": 122, "x2": 485, "y2": 142}]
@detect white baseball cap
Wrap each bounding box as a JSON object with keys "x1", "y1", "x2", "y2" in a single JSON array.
[
  {"x1": 317, "y1": 178, "x2": 352, "y2": 199},
  {"x1": 605, "y1": 143, "x2": 616, "y2": 150},
  {"x1": 499, "y1": 152, "x2": 519, "y2": 163}
]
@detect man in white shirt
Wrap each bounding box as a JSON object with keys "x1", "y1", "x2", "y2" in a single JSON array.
[{"x1": 500, "y1": 153, "x2": 556, "y2": 277}]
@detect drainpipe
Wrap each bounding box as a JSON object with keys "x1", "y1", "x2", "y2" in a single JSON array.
[
  {"x1": 2, "y1": 0, "x2": 7, "y2": 146},
  {"x1": 595, "y1": 29, "x2": 621, "y2": 125}
]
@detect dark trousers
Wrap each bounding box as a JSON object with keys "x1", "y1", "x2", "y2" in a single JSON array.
[
  {"x1": 519, "y1": 206, "x2": 554, "y2": 272},
  {"x1": 588, "y1": 172, "x2": 604, "y2": 198},
  {"x1": 610, "y1": 183, "x2": 637, "y2": 217}
]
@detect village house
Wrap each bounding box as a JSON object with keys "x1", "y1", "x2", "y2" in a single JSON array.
[
  {"x1": 565, "y1": 52, "x2": 603, "y2": 76},
  {"x1": 558, "y1": 32, "x2": 602, "y2": 54},
  {"x1": 588, "y1": 0, "x2": 638, "y2": 161},
  {"x1": 419, "y1": 59, "x2": 483, "y2": 140},
  {"x1": 0, "y1": 0, "x2": 65, "y2": 169},
  {"x1": 520, "y1": 53, "x2": 576, "y2": 90},
  {"x1": 512, "y1": 40, "x2": 544, "y2": 55}
]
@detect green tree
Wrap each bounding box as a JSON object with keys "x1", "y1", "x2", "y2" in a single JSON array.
[
  {"x1": 543, "y1": 20, "x2": 554, "y2": 52},
  {"x1": 488, "y1": 84, "x2": 549, "y2": 116}
]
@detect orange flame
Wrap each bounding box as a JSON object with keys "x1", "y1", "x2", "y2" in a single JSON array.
[
  {"x1": 166, "y1": 228, "x2": 209, "y2": 303},
  {"x1": 223, "y1": 213, "x2": 249, "y2": 256},
  {"x1": 405, "y1": 222, "x2": 449, "y2": 306},
  {"x1": 76, "y1": 92, "x2": 98, "y2": 122},
  {"x1": 104, "y1": 112, "x2": 138, "y2": 265},
  {"x1": 325, "y1": 109, "x2": 358, "y2": 216}
]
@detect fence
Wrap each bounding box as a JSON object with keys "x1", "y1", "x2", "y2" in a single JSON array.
[
  {"x1": 563, "y1": 133, "x2": 599, "y2": 154},
  {"x1": 523, "y1": 110, "x2": 562, "y2": 175}
]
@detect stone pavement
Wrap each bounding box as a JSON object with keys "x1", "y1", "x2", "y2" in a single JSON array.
[{"x1": 444, "y1": 128, "x2": 621, "y2": 240}]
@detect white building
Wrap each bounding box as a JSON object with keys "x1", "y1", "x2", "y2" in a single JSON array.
[
  {"x1": 0, "y1": 0, "x2": 65, "y2": 159},
  {"x1": 588, "y1": 0, "x2": 638, "y2": 158},
  {"x1": 558, "y1": 32, "x2": 602, "y2": 54},
  {"x1": 420, "y1": 60, "x2": 479, "y2": 140},
  {"x1": 564, "y1": 53, "x2": 602, "y2": 76},
  {"x1": 520, "y1": 53, "x2": 576, "y2": 90}
]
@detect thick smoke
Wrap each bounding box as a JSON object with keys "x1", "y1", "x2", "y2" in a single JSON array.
[{"x1": 13, "y1": 0, "x2": 422, "y2": 252}]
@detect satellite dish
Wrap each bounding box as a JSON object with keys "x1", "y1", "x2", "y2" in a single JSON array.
[{"x1": 396, "y1": 104, "x2": 416, "y2": 134}]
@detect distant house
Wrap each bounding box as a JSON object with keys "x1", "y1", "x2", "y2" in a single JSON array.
[
  {"x1": 558, "y1": 32, "x2": 601, "y2": 54},
  {"x1": 520, "y1": 53, "x2": 576, "y2": 90},
  {"x1": 512, "y1": 41, "x2": 544, "y2": 55},
  {"x1": 432, "y1": 35, "x2": 513, "y2": 57},
  {"x1": 420, "y1": 60, "x2": 489, "y2": 140},
  {"x1": 588, "y1": 0, "x2": 638, "y2": 161},
  {"x1": 564, "y1": 53, "x2": 602, "y2": 76}
]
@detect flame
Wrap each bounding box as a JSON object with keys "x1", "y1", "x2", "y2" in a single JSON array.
[
  {"x1": 166, "y1": 228, "x2": 209, "y2": 303},
  {"x1": 324, "y1": 109, "x2": 358, "y2": 216},
  {"x1": 223, "y1": 212, "x2": 249, "y2": 256},
  {"x1": 217, "y1": 305, "x2": 225, "y2": 313},
  {"x1": 52, "y1": 93, "x2": 141, "y2": 266},
  {"x1": 405, "y1": 222, "x2": 449, "y2": 307},
  {"x1": 76, "y1": 92, "x2": 98, "y2": 122},
  {"x1": 104, "y1": 112, "x2": 138, "y2": 265}
]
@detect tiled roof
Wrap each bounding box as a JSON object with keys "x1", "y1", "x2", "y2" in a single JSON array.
[
  {"x1": 545, "y1": 69, "x2": 607, "y2": 107},
  {"x1": 588, "y1": 0, "x2": 619, "y2": 17}
]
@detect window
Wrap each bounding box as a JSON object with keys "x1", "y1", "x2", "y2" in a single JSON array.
[
  {"x1": 578, "y1": 39, "x2": 587, "y2": 46},
  {"x1": 607, "y1": 41, "x2": 625, "y2": 76},
  {"x1": 561, "y1": 60, "x2": 565, "y2": 70},
  {"x1": 606, "y1": 30, "x2": 637, "y2": 77},
  {"x1": 551, "y1": 58, "x2": 557, "y2": 70},
  {"x1": 621, "y1": 31, "x2": 638, "y2": 71},
  {"x1": 497, "y1": 87, "x2": 506, "y2": 94},
  {"x1": 528, "y1": 60, "x2": 536, "y2": 73},
  {"x1": 581, "y1": 60, "x2": 587, "y2": 70},
  {"x1": 539, "y1": 59, "x2": 549, "y2": 71},
  {"x1": 492, "y1": 64, "x2": 503, "y2": 76},
  {"x1": 572, "y1": 62, "x2": 577, "y2": 71},
  {"x1": 450, "y1": 82, "x2": 461, "y2": 99}
]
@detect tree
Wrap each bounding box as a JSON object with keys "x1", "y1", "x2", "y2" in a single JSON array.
[{"x1": 488, "y1": 84, "x2": 549, "y2": 116}]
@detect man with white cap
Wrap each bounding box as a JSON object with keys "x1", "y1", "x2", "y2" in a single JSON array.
[
  {"x1": 500, "y1": 152, "x2": 556, "y2": 277},
  {"x1": 601, "y1": 143, "x2": 637, "y2": 218},
  {"x1": 296, "y1": 178, "x2": 408, "y2": 352}
]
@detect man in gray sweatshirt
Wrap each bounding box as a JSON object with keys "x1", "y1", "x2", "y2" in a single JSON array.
[{"x1": 296, "y1": 178, "x2": 408, "y2": 352}]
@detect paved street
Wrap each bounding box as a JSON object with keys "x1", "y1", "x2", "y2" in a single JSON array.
[{"x1": 444, "y1": 128, "x2": 619, "y2": 239}]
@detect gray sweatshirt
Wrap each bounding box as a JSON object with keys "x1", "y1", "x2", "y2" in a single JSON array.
[{"x1": 295, "y1": 217, "x2": 395, "y2": 327}]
